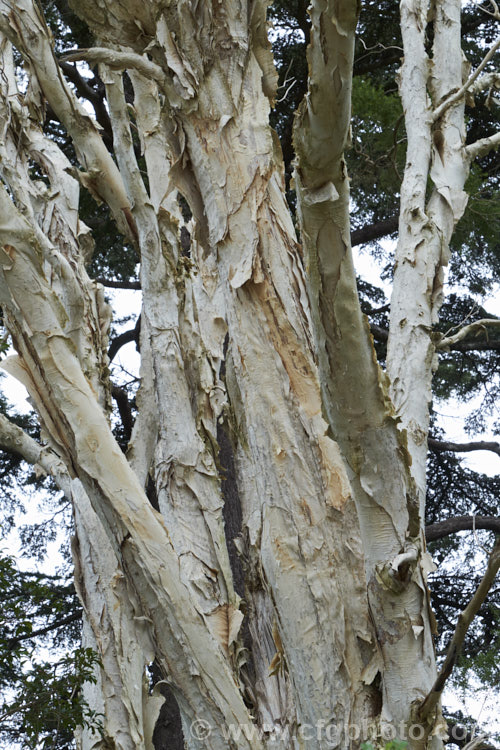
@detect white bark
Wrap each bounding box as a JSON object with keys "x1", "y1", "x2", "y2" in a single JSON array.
[
  {"x1": 293, "y1": 0, "x2": 439, "y2": 737},
  {"x1": 0, "y1": 0, "x2": 137, "y2": 245},
  {"x1": 0, "y1": 0, "x2": 497, "y2": 748},
  {"x1": 0, "y1": 411, "x2": 161, "y2": 749},
  {"x1": 387, "y1": 0, "x2": 471, "y2": 507},
  {"x1": 72, "y1": 481, "x2": 163, "y2": 750},
  {"x1": 0, "y1": 32, "x2": 258, "y2": 747}
]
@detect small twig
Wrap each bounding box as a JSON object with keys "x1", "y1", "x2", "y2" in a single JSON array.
[
  {"x1": 478, "y1": 0, "x2": 500, "y2": 21},
  {"x1": 277, "y1": 77, "x2": 297, "y2": 103},
  {"x1": 441, "y1": 302, "x2": 478, "y2": 339},
  {"x1": 277, "y1": 56, "x2": 294, "y2": 89},
  {"x1": 386, "y1": 113, "x2": 404, "y2": 182}
]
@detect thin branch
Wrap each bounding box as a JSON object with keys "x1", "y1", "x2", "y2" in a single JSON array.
[
  {"x1": 466, "y1": 130, "x2": 500, "y2": 161},
  {"x1": 351, "y1": 215, "x2": 399, "y2": 246},
  {"x1": 461, "y1": 737, "x2": 492, "y2": 750},
  {"x1": 108, "y1": 316, "x2": 140, "y2": 362},
  {"x1": 58, "y1": 61, "x2": 113, "y2": 141},
  {"x1": 368, "y1": 303, "x2": 390, "y2": 315},
  {"x1": 418, "y1": 538, "x2": 500, "y2": 722},
  {"x1": 95, "y1": 277, "x2": 141, "y2": 290},
  {"x1": 436, "y1": 319, "x2": 500, "y2": 349},
  {"x1": 448, "y1": 338, "x2": 500, "y2": 352},
  {"x1": 371, "y1": 322, "x2": 500, "y2": 352},
  {"x1": 479, "y1": 0, "x2": 500, "y2": 21},
  {"x1": 428, "y1": 436, "x2": 500, "y2": 457},
  {"x1": 426, "y1": 516, "x2": 500, "y2": 543},
  {"x1": 60, "y1": 47, "x2": 165, "y2": 84},
  {"x1": 432, "y1": 36, "x2": 500, "y2": 123},
  {"x1": 7, "y1": 611, "x2": 83, "y2": 649},
  {"x1": 354, "y1": 47, "x2": 403, "y2": 76}
]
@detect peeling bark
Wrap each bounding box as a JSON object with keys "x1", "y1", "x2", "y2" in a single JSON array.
[{"x1": 0, "y1": 1, "x2": 495, "y2": 748}]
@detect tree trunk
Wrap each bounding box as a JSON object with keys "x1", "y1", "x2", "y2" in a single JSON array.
[{"x1": 0, "y1": 0, "x2": 493, "y2": 747}]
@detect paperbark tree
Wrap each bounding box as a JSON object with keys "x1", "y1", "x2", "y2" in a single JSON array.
[{"x1": 0, "y1": 0, "x2": 498, "y2": 749}]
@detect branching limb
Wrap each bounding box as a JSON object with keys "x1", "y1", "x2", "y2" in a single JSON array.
[
  {"x1": 61, "y1": 47, "x2": 165, "y2": 84},
  {"x1": 436, "y1": 318, "x2": 500, "y2": 349},
  {"x1": 0, "y1": 412, "x2": 70, "y2": 494},
  {"x1": 418, "y1": 537, "x2": 500, "y2": 722},
  {"x1": 465, "y1": 130, "x2": 500, "y2": 160},
  {"x1": 428, "y1": 436, "x2": 500, "y2": 457},
  {"x1": 426, "y1": 516, "x2": 500, "y2": 543},
  {"x1": 371, "y1": 322, "x2": 500, "y2": 352},
  {"x1": 447, "y1": 338, "x2": 500, "y2": 352},
  {"x1": 432, "y1": 36, "x2": 500, "y2": 122},
  {"x1": 58, "y1": 61, "x2": 113, "y2": 142}
]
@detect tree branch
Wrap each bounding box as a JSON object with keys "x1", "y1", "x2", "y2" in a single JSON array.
[
  {"x1": 418, "y1": 538, "x2": 500, "y2": 722},
  {"x1": 95, "y1": 277, "x2": 141, "y2": 290},
  {"x1": 0, "y1": 412, "x2": 70, "y2": 494},
  {"x1": 371, "y1": 321, "x2": 500, "y2": 352},
  {"x1": 370, "y1": 323, "x2": 389, "y2": 342},
  {"x1": 432, "y1": 36, "x2": 500, "y2": 123},
  {"x1": 426, "y1": 515, "x2": 500, "y2": 543},
  {"x1": 428, "y1": 436, "x2": 500, "y2": 457},
  {"x1": 7, "y1": 611, "x2": 83, "y2": 649},
  {"x1": 465, "y1": 130, "x2": 500, "y2": 161},
  {"x1": 108, "y1": 317, "x2": 140, "y2": 363},
  {"x1": 351, "y1": 215, "x2": 399, "y2": 246},
  {"x1": 60, "y1": 47, "x2": 165, "y2": 84},
  {"x1": 111, "y1": 385, "x2": 134, "y2": 442},
  {"x1": 448, "y1": 338, "x2": 500, "y2": 352},
  {"x1": 354, "y1": 47, "x2": 403, "y2": 76},
  {"x1": 58, "y1": 61, "x2": 113, "y2": 143},
  {"x1": 470, "y1": 71, "x2": 500, "y2": 95},
  {"x1": 436, "y1": 319, "x2": 500, "y2": 349}
]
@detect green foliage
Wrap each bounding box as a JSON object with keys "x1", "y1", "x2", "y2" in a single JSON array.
[
  {"x1": 349, "y1": 77, "x2": 404, "y2": 229},
  {"x1": 0, "y1": 646, "x2": 103, "y2": 749},
  {"x1": 0, "y1": 553, "x2": 99, "y2": 748}
]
